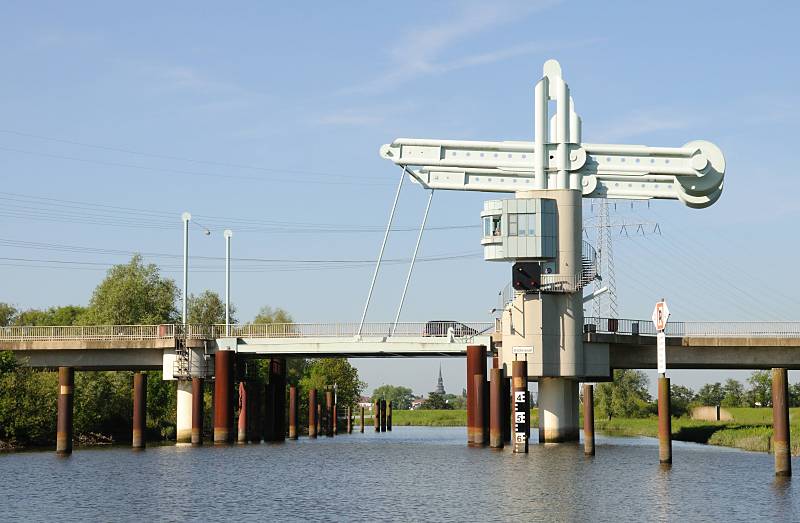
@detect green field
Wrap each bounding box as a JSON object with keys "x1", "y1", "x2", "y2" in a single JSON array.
[{"x1": 366, "y1": 407, "x2": 800, "y2": 455}]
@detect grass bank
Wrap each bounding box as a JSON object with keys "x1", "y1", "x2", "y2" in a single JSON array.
[
  {"x1": 373, "y1": 409, "x2": 540, "y2": 427},
  {"x1": 596, "y1": 407, "x2": 800, "y2": 455}
]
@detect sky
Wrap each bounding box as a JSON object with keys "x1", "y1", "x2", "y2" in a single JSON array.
[{"x1": 1, "y1": 1, "x2": 799, "y2": 396}]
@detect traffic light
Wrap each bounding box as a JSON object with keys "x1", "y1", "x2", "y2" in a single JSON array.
[{"x1": 512, "y1": 262, "x2": 541, "y2": 291}]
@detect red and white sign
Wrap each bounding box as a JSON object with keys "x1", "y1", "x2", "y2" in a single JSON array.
[{"x1": 651, "y1": 299, "x2": 670, "y2": 332}]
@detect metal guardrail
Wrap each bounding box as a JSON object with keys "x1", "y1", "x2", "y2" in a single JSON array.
[
  {"x1": 0, "y1": 322, "x2": 495, "y2": 341},
  {"x1": 584, "y1": 317, "x2": 800, "y2": 338}
]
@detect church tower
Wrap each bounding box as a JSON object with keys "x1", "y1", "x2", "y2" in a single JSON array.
[{"x1": 435, "y1": 364, "x2": 445, "y2": 395}]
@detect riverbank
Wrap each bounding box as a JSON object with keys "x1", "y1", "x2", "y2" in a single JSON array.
[{"x1": 382, "y1": 407, "x2": 800, "y2": 455}]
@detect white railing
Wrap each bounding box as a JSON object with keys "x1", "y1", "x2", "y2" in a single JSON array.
[
  {"x1": 0, "y1": 324, "x2": 175, "y2": 341},
  {"x1": 0, "y1": 322, "x2": 495, "y2": 341},
  {"x1": 584, "y1": 317, "x2": 800, "y2": 338},
  {"x1": 214, "y1": 322, "x2": 494, "y2": 340}
]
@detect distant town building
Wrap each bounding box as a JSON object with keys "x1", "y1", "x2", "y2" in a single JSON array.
[{"x1": 435, "y1": 363, "x2": 445, "y2": 395}]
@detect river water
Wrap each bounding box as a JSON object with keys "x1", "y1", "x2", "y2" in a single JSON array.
[{"x1": 1, "y1": 427, "x2": 798, "y2": 522}]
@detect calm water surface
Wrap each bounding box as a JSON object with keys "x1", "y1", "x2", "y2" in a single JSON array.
[{"x1": 1, "y1": 427, "x2": 798, "y2": 522}]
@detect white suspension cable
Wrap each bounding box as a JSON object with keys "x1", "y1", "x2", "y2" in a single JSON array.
[
  {"x1": 390, "y1": 189, "x2": 434, "y2": 336},
  {"x1": 357, "y1": 167, "x2": 407, "y2": 336}
]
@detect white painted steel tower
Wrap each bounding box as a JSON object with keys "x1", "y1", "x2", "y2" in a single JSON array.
[{"x1": 379, "y1": 59, "x2": 725, "y2": 442}]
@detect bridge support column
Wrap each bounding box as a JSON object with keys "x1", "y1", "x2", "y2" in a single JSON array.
[
  {"x1": 214, "y1": 350, "x2": 234, "y2": 444},
  {"x1": 264, "y1": 380, "x2": 275, "y2": 441},
  {"x1": 308, "y1": 389, "x2": 318, "y2": 438},
  {"x1": 132, "y1": 372, "x2": 146, "y2": 449},
  {"x1": 249, "y1": 382, "x2": 262, "y2": 443},
  {"x1": 387, "y1": 401, "x2": 392, "y2": 431},
  {"x1": 772, "y1": 368, "x2": 791, "y2": 477},
  {"x1": 489, "y1": 368, "x2": 503, "y2": 449},
  {"x1": 325, "y1": 390, "x2": 334, "y2": 437},
  {"x1": 272, "y1": 358, "x2": 286, "y2": 441},
  {"x1": 373, "y1": 401, "x2": 379, "y2": 432},
  {"x1": 658, "y1": 375, "x2": 672, "y2": 464},
  {"x1": 288, "y1": 385, "x2": 298, "y2": 440},
  {"x1": 473, "y1": 375, "x2": 487, "y2": 446},
  {"x1": 583, "y1": 383, "x2": 595, "y2": 456},
  {"x1": 538, "y1": 378, "x2": 579, "y2": 443},
  {"x1": 512, "y1": 361, "x2": 529, "y2": 453},
  {"x1": 176, "y1": 379, "x2": 192, "y2": 444},
  {"x1": 56, "y1": 366, "x2": 74, "y2": 455},
  {"x1": 237, "y1": 382, "x2": 249, "y2": 444},
  {"x1": 191, "y1": 377, "x2": 203, "y2": 446},
  {"x1": 466, "y1": 345, "x2": 487, "y2": 446},
  {"x1": 380, "y1": 399, "x2": 387, "y2": 432},
  {"x1": 360, "y1": 406, "x2": 365, "y2": 433},
  {"x1": 317, "y1": 403, "x2": 322, "y2": 435}
]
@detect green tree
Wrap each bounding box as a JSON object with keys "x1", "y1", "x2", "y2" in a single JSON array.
[
  {"x1": 670, "y1": 384, "x2": 694, "y2": 417},
  {"x1": 371, "y1": 385, "x2": 414, "y2": 410},
  {"x1": 14, "y1": 305, "x2": 86, "y2": 326},
  {"x1": 0, "y1": 355, "x2": 57, "y2": 445},
  {"x1": 721, "y1": 378, "x2": 746, "y2": 408},
  {"x1": 73, "y1": 371, "x2": 132, "y2": 441},
  {"x1": 81, "y1": 255, "x2": 179, "y2": 325},
  {"x1": 300, "y1": 359, "x2": 364, "y2": 410},
  {"x1": 188, "y1": 290, "x2": 235, "y2": 327},
  {"x1": 444, "y1": 392, "x2": 466, "y2": 410},
  {"x1": 0, "y1": 303, "x2": 17, "y2": 326},
  {"x1": 420, "y1": 391, "x2": 452, "y2": 410},
  {"x1": 789, "y1": 382, "x2": 800, "y2": 408},
  {"x1": 595, "y1": 370, "x2": 652, "y2": 419},
  {"x1": 695, "y1": 382, "x2": 724, "y2": 406},
  {"x1": 747, "y1": 370, "x2": 772, "y2": 407},
  {"x1": 253, "y1": 306, "x2": 293, "y2": 324}
]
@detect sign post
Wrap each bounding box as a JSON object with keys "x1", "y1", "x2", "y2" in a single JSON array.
[{"x1": 651, "y1": 299, "x2": 670, "y2": 376}]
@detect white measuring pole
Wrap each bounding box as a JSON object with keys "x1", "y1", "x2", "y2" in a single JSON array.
[
  {"x1": 391, "y1": 189, "x2": 434, "y2": 336},
  {"x1": 358, "y1": 167, "x2": 406, "y2": 336}
]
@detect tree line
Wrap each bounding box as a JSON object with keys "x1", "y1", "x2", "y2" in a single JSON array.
[
  {"x1": 0, "y1": 255, "x2": 364, "y2": 448},
  {"x1": 594, "y1": 369, "x2": 799, "y2": 420}
]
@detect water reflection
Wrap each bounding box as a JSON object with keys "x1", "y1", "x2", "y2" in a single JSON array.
[{"x1": 0, "y1": 427, "x2": 797, "y2": 522}]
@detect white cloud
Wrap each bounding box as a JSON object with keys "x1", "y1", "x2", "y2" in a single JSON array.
[{"x1": 341, "y1": 0, "x2": 561, "y2": 95}]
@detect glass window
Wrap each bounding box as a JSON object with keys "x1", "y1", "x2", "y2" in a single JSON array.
[
  {"x1": 519, "y1": 215, "x2": 527, "y2": 236},
  {"x1": 483, "y1": 217, "x2": 491, "y2": 237},
  {"x1": 508, "y1": 214, "x2": 517, "y2": 236}
]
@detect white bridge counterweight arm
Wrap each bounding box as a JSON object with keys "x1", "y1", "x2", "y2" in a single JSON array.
[{"x1": 379, "y1": 138, "x2": 724, "y2": 207}]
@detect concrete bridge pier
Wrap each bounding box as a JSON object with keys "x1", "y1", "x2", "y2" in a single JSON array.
[
  {"x1": 214, "y1": 350, "x2": 234, "y2": 444},
  {"x1": 56, "y1": 366, "x2": 74, "y2": 455},
  {"x1": 772, "y1": 368, "x2": 791, "y2": 476},
  {"x1": 538, "y1": 378, "x2": 579, "y2": 443},
  {"x1": 373, "y1": 401, "x2": 379, "y2": 431},
  {"x1": 360, "y1": 406, "x2": 365, "y2": 433},
  {"x1": 176, "y1": 380, "x2": 193, "y2": 444},
  {"x1": 288, "y1": 385, "x2": 298, "y2": 439},
  {"x1": 264, "y1": 380, "x2": 275, "y2": 441},
  {"x1": 379, "y1": 399, "x2": 387, "y2": 432},
  {"x1": 237, "y1": 382, "x2": 249, "y2": 444},
  {"x1": 308, "y1": 389, "x2": 318, "y2": 438},
  {"x1": 248, "y1": 382, "x2": 262, "y2": 443},
  {"x1": 271, "y1": 358, "x2": 286, "y2": 442},
  {"x1": 583, "y1": 383, "x2": 595, "y2": 456},
  {"x1": 191, "y1": 377, "x2": 203, "y2": 445},
  {"x1": 387, "y1": 401, "x2": 392, "y2": 431},
  {"x1": 473, "y1": 375, "x2": 487, "y2": 446},
  {"x1": 132, "y1": 372, "x2": 146, "y2": 449}
]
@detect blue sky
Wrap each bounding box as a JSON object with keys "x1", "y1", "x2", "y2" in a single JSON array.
[{"x1": 1, "y1": 1, "x2": 799, "y2": 395}]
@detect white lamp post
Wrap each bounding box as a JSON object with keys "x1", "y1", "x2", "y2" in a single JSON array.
[
  {"x1": 181, "y1": 212, "x2": 191, "y2": 326},
  {"x1": 224, "y1": 229, "x2": 233, "y2": 336}
]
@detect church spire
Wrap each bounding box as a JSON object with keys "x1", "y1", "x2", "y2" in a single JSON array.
[{"x1": 435, "y1": 363, "x2": 445, "y2": 394}]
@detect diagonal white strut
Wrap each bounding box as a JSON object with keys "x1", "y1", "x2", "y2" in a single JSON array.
[
  {"x1": 390, "y1": 188, "x2": 434, "y2": 336},
  {"x1": 358, "y1": 167, "x2": 406, "y2": 336}
]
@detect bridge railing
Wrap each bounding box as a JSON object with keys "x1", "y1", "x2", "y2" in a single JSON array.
[
  {"x1": 584, "y1": 317, "x2": 800, "y2": 338},
  {"x1": 213, "y1": 322, "x2": 495, "y2": 340},
  {"x1": 0, "y1": 324, "x2": 177, "y2": 341}
]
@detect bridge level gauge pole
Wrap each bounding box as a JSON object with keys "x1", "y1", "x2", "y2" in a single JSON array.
[
  {"x1": 489, "y1": 368, "x2": 504, "y2": 449},
  {"x1": 657, "y1": 374, "x2": 672, "y2": 464},
  {"x1": 56, "y1": 366, "x2": 74, "y2": 455},
  {"x1": 512, "y1": 361, "x2": 529, "y2": 453},
  {"x1": 288, "y1": 385, "x2": 298, "y2": 440},
  {"x1": 308, "y1": 389, "x2": 318, "y2": 439},
  {"x1": 772, "y1": 368, "x2": 791, "y2": 477},
  {"x1": 191, "y1": 377, "x2": 203, "y2": 445},
  {"x1": 583, "y1": 383, "x2": 595, "y2": 456},
  {"x1": 132, "y1": 373, "x2": 147, "y2": 449},
  {"x1": 214, "y1": 350, "x2": 234, "y2": 444}
]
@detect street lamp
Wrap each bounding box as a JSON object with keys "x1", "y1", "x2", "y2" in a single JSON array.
[
  {"x1": 224, "y1": 229, "x2": 233, "y2": 336},
  {"x1": 182, "y1": 212, "x2": 191, "y2": 326}
]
